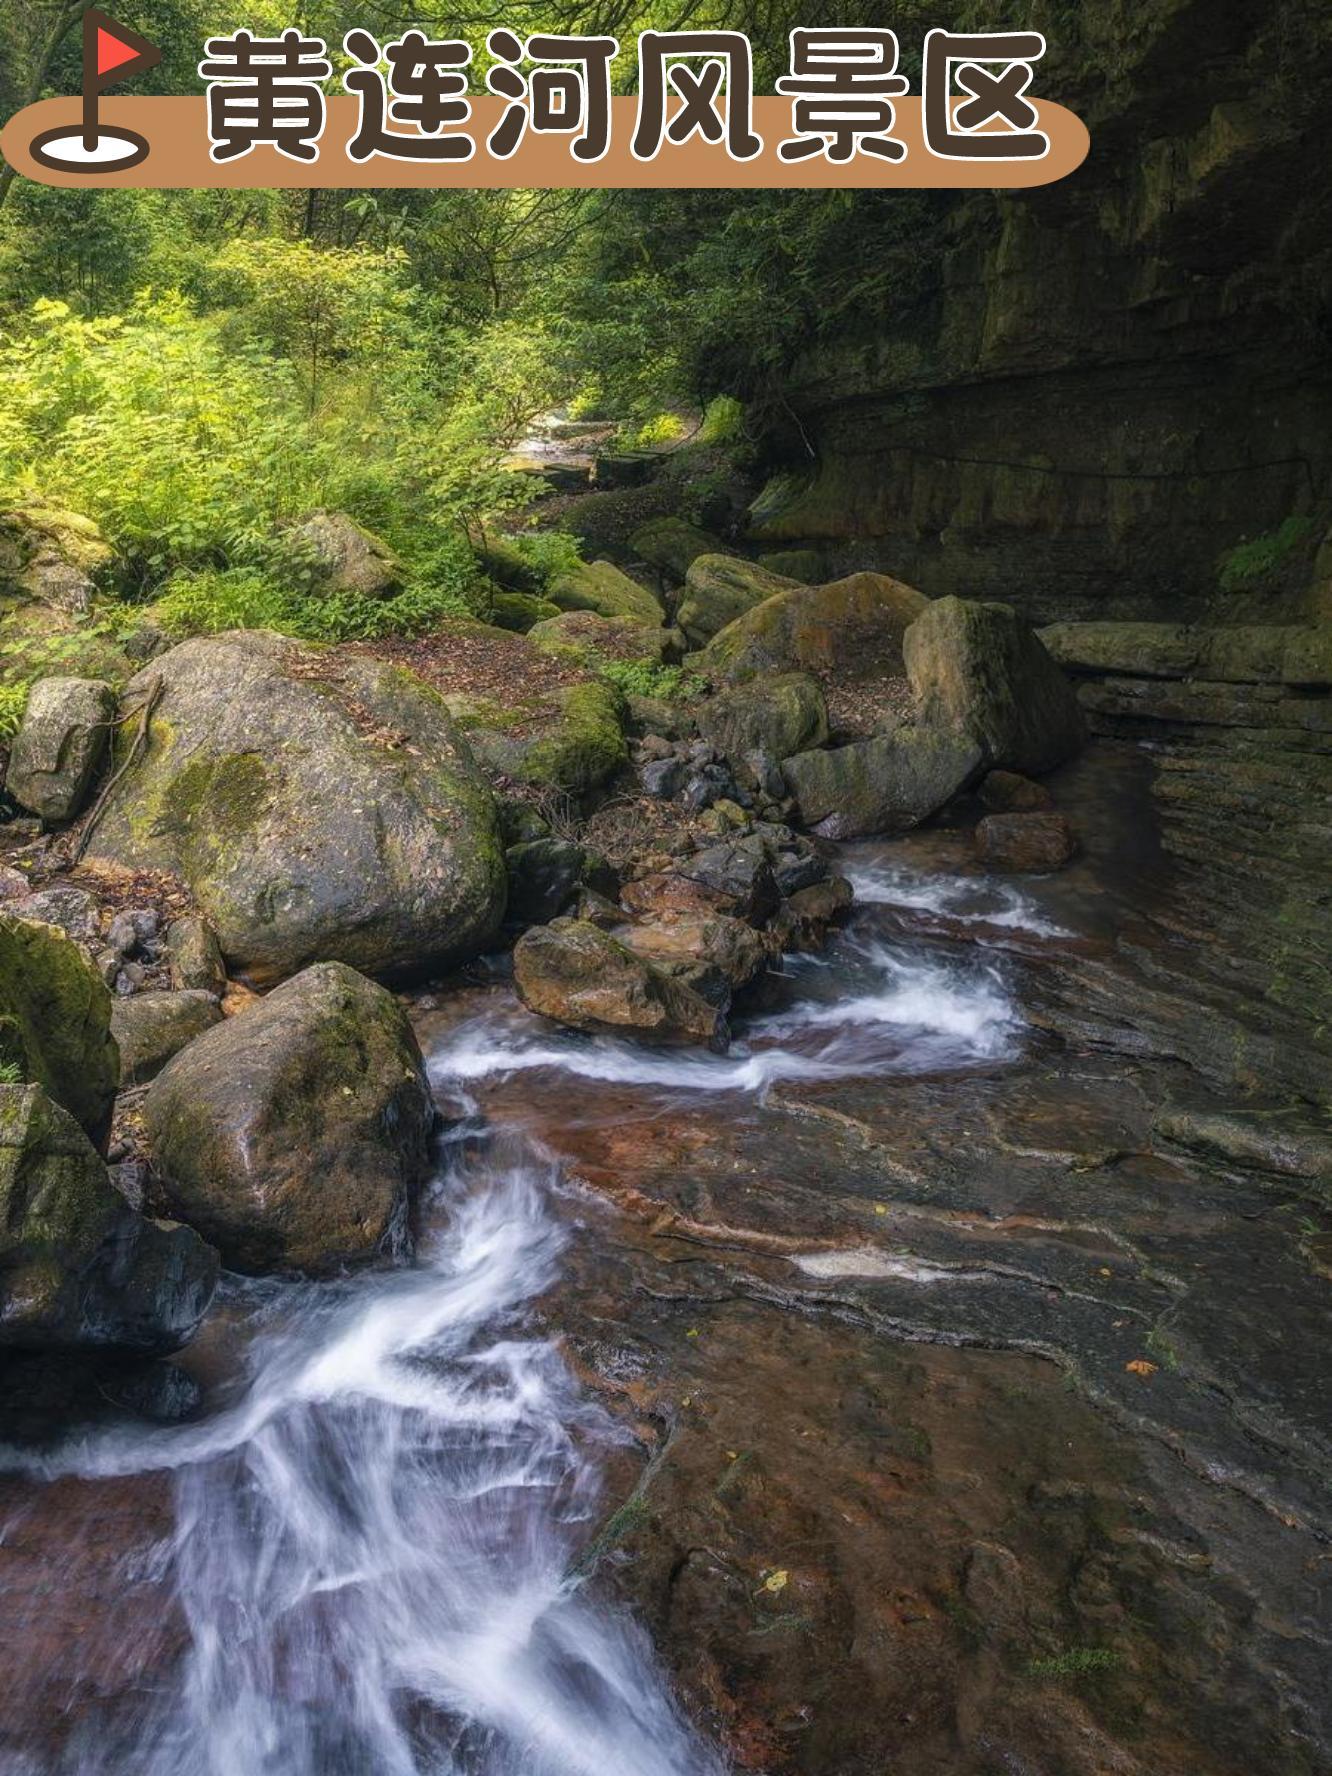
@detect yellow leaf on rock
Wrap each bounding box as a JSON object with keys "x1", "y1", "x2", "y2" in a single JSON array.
[
  {"x1": 1125, "y1": 1359, "x2": 1158, "y2": 1376},
  {"x1": 761, "y1": 1569, "x2": 789, "y2": 1594}
]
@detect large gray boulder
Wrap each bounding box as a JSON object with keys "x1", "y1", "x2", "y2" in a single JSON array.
[
  {"x1": 696, "y1": 673, "x2": 828, "y2": 767},
  {"x1": 904, "y1": 597, "x2": 1086, "y2": 776},
  {"x1": 0, "y1": 914, "x2": 119, "y2": 1146},
  {"x1": 291, "y1": 511, "x2": 399, "y2": 599},
  {"x1": 84, "y1": 632, "x2": 506, "y2": 984},
  {"x1": 141, "y1": 961, "x2": 435, "y2": 1276},
  {"x1": 513, "y1": 918, "x2": 727, "y2": 1049},
  {"x1": 783, "y1": 728, "x2": 983, "y2": 840},
  {"x1": 0, "y1": 1084, "x2": 217, "y2": 1352},
  {"x1": 5, "y1": 676, "x2": 115, "y2": 822},
  {"x1": 703, "y1": 572, "x2": 928, "y2": 681},
  {"x1": 676, "y1": 556, "x2": 805, "y2": 647}
]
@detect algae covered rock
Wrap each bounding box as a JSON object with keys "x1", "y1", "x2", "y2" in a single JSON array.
[
  {"x1": 0, "y1": 914, "x2": 119, "y2": 1145},
  {"x1": 783, "y1": 728, "x2": 983, "y2": 840},
  {"x1": 111, "y1": 989, "x2": 223, "y2": 1086},
  {"x1": 489, "y1": 589, "x2": 561, "y2": 632},
  {"x1": 469, "y1": 680, "x2": 628, "y2": 796},
  {"x1": 513, "y1": 917, "x2": 727, "y2": 1049},
  {"x1": 0, "y1": 1084, "x2": 217, "y2": 1352},
  {"x1": 704, "y1": 571, "x2": 928, "y2": 681},
  {"x1": 141, "y1": 961, "x2": 434, "y2": 1275},
  {"x1": 904, "y1": 597, "x2": 1085, "y2": 776},
  {"x1": 83, "y1": 632, "x2": 505, "y2": 984},
  {"x1": 528, "y1": 609, "x2": 670, "y2": 665},
  {"x1": 630, "y1": 517, "x2": 732, "y2": 582},
  {"x1": 696, "y1": 672, "x2": 828, "y2": 767},
  {"x1": 0, "y1": 503, "x2": 113, "y2": 614},
  {"x1": 290, "y1": 510, "x2": 399, "y2": 599},
  {"x1": 676, "y1": 556, "x2": 805, "y2": 647},
  {"x1": 5, "y1": 676, "x2": 115, "y2": 822},
  {"x1": 546, "y1": 558, "x2": 664, "y2": 627}
]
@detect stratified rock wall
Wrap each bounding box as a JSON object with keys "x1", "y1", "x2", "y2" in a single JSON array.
[{"x1": 751, "y1": 0, "x2": 1332, "y2": 624}]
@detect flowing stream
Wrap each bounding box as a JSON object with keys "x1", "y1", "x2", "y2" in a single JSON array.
[{"x1": 0, "y1": 856, "x2": 1041, "y2": 1776}]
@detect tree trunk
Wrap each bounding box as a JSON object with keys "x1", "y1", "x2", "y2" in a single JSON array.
[{"x1": 0, "y1": 1, "x2": 83, "y2": 210}]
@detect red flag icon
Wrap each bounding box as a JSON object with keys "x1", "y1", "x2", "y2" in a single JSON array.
[
  {"x1": 26, "y1": 6, "x2": 162, "y2": 171},
  {"x1": 86, "y1": 9, "x2": 161, "y2": 90}
]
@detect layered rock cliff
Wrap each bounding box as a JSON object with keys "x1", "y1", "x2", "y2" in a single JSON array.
[{"x1": 749, "y1": 0, "x2": 1332, "y2": 625}]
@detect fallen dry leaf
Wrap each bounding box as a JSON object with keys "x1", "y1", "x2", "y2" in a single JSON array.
[{"x1": 1125, "y1": 1359, "x2": 1159, "y2": 1377}]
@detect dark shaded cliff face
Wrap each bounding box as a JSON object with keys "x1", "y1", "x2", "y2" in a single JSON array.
[{"x1": 751, "y1": 0, "x2": 1332, "y2": 624}]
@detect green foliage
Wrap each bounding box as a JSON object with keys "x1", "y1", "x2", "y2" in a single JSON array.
[
  {"x1": 0, "y1": 681, "x2": 29, "y2": 742},
  {"x1": 1027, "y1": 1646, "x2": 1122, "y2": 1681},
  {"x1": 699, "y1": 395, "x2": 745, "y2": 444},
  {"x1": 504, "y1": 529, "x2": 586, "y2": 586},
  {"x1": 625, "y1": 412, "x2": 689, "y2": 450},
  {"x1": 1218, "y1": 517, "x2": 1316, "y2": 593},
  {"x1": 0, "y1": 1058, "x2": 24, "y2": 1086},
  {"x1": 155, "y1": 557, "x2": 479, "y2": 645},
  {"x1": 598, "y1": 659, "x2": 704, "y2": 703}
]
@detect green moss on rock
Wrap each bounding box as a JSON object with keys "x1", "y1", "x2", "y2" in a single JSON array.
[{"x1": 0, "y1": 914, "x2": 119, "y2": 1146}]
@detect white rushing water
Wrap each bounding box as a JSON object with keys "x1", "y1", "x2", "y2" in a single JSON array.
[
  {"x1": 431, "y1": 924, "x2": 1023, "y2": 1099},
  {"x1": 5, "y1": 1128, "x2": 724, "y2": 1776},
  {"x1": 1, "y1": 873, "x2": 1030, "y2": 1775}
]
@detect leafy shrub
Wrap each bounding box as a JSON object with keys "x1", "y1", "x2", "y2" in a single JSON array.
[
  {"x1": 699, "y1": 395, "x2": 744, "y2": 444},
  {"x1": 599, "y1": 658, "x2": 704, "y2": 702},
  {"x1": 503, "y1": 529, "x2": 586, "y2": 585},
  {"x1": 155, "y1": 560, "x2": 478, "y2": 645},
  {"x1": 0, "y1": 681, "x2": 29, "y2": 742}
]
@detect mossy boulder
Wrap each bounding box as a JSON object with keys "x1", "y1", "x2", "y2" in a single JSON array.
[
  {"x1": 904, "y1": 597, "x2": 1086, "y2": 776},
  {"x1": 111, "y1": 989, "x2": 224, "y2": 1086},
  {"x1": 83, "y1": 632, "x2": 506, "y2": 985},
  {"x1": 703, "y1": 572, "x2": 928, "y2": 681},
  {"x1": 513, "y1": 917, "x2": 727, "y2": 1049},
  {"x1": 290, "y1": 510, "x2": 399, "y2": 599},
  {"x1": 783, "y1": 728, "x2": 983, "y2": 840},
  {"x1": 0, "y1": 504, "x2": 113, "y2": 614},
  {"x1": 5, "y1": 676, "x2": 115, "y2": 822},
  {"x1": 757, "y1": 549, "x2": 829, "y2": 583},
  {"x1": 630, "y1": 517, "x2": 732, "y2": 582},
  {"x1": 474, "y1": 529, "x2": 543, "y2": 593},
  {"x1": 0, "y1": 1084, "x2": 217, "y2": 1352},
  {"x1": 676, "y1": 556, "x2": 806, "y2": 648},
  {"x1": 141, "y1": 961, "x2": 434, "y2": 1276},
  {"x1": 0, "y1": 914, "x2": 119, "y2": 1146},
  {"x1": 546, "y1": 558, "x2": 665, "y2": 627},
  {"x1": 489, "y1": 589, "x2": 561, "y2": 632},
  {"x1": 696, "y1": 672, "x2": 829, "y2": 767},
  {"x1": 528, "y1": 609, "x2": 670, "y2": 665},
  {"x1": 469, "y1": 680, "x2": 629, "y2": 797}
]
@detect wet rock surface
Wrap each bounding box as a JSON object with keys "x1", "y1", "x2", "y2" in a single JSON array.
[
  {"x1": 0, "y1": 1084, "x2": 218, "y2": 1353},
  {"x1": 141, "y1": 960, "x2": 434, "y2": 1275}
]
